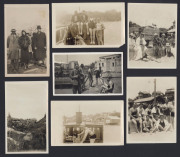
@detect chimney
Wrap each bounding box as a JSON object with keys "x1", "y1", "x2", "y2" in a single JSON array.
[
  {"x1": 76, "y1": 112, "x2": 82, "y2": 125},
  {"x1": 76, "y1": 105, "x2": 82, "y2": 125}
]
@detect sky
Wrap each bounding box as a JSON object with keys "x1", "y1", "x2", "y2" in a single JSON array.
[
  {"x1": 6, "y1": 82, "x2": 48, "y2": 121},
  {"x1": 128, "y1": 3, "x2": 177, "y2": 28},
  {"x1": 54, "y1": 53, "x2": 120, "y2": 65},
  {"x1": 51, "y1": 101, "x2": 123, "y2": 117},
  {"x1": 53, "y1": 3, "x2": 124, "y2": 14},
  {"x1": 5, "y1": 4, "x2": 49, "y2": 34},
  {"x1": 127, "y1": 77, "x2": 176, "y2": 99}
]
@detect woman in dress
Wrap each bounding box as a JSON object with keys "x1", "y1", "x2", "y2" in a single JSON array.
[
  {"x1": 135, "y1": 33, "x2": 147, "y2": 60},
  {"x1": 18, "y1": 30, "x2": 30, "y2": 69}
]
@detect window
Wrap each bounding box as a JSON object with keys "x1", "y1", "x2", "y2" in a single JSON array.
[
  {"x1": 102, "y1": 63, "x2": 104, "y2": 67},
  {"x1": 112, "y1": 62, "x2": 115, "y2": 67}
]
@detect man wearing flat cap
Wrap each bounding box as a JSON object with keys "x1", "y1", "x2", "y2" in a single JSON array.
[
  {"x1": 34, "y1": 25, "x2": 47, "y2": 67},
  {"x1": 7, "y1": 29, "x2": 20, "y2": 72}
]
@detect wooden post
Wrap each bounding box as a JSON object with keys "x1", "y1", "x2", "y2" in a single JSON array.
[{"x1": 154, "y1": 78, "x2": 156, "y2": 104}]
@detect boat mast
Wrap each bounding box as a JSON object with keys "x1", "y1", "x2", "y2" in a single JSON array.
[{"x1": 154, "y1": 78, "x2": 156, "y2": 105}]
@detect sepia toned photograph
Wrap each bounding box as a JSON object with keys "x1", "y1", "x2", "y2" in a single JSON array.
[
  {"x1": 51, "y1": 101, "x2": 124, "y2": 146},
  {"x1": 5, "y1": 4, "x2": 50, "y2": 77},
  {"x1": 127, "y1": 77, "x2": 176, "y2": 143},
  {"x1": 128, "y1": 3, "x2": 177, "y2": 69},
  {"x1": 5, "y1": 81, "x2": 48, "y2": 154},
  {"x1": 53, "y1": 52, "x2": 123, "y2": 96},
  {"x1": 52, "y1": 3, "x2": 125, "y2": 48}
]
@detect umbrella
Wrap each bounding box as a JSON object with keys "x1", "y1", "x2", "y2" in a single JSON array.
[{"x1": 167, "y1": 28, "x2": 175, "y2": 33}]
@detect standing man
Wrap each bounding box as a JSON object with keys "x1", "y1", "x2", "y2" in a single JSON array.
[
  {"x1": 71, "y1": 11, "x2": 80, "y2": 34},
  {"x1": 34, "y1": 25, "x2": 46, "y2": 67},
  {"x1": 95, "y1": 68, "x2": 101, "y2": 86},
  {"x1": 31, "y1": 32, "x2": 37, "y2": 63},
  {"x1": 96, "y1": 18, "x2": 105, "y2": 45},
  {"x1": 88, "y1": 66, "x2": 93, "y2": 88},
  {"x1": 79, "y1": 10, "x2": 89, "y2": 37},
  {"x1": 7, "y1": 29, "x2": 20, "y2": 72},
  {"x1": 153, "y1": 33, "x2": 161, "y2": 58},
  {"x1": 70, "y1": 64, "x2": 82, "y2": 94},
  {"x1": 160, "y1": 33, "x2": 167, "y2": 57}
]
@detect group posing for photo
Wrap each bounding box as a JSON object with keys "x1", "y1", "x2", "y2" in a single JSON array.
[
  {"x1": 128, "y1": 99, "x2": 175, "y2": 134},
  {"x1": 65, "y1": 10, "x2": 105, "y2": 45},
  {"x1": 7, "y1": 25, "x2": 47, "y2": 73},
  {"x1": 129, "y1": 30, "x2": 175, "y2": 61}
]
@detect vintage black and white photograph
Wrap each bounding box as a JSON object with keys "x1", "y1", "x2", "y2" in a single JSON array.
[
  {"x1": 53, "y1": 52, "x2": 123, "y2": 96},
  {"x1": 52, "y1": 3, "x2": 125, "y2": 48},
  {"x1": 5, "y1": 4, "x2": 49, "y2": 77},
  {"x1": 128, "y1": 3, "x2": 177, "y2": 69},
  {"x1": 5, "y1": 81, "x2": 48, "y2": 154},
  {"x1": 127, "y1": 77, "x2": 176, "y2": 143},
  {"x1": 51, "y1": 101, "x2": 124, "y2": 146}
]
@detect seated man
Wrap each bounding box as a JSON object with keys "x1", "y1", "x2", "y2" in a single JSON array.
[
  {"x1": 129, "y1": 103, "x2": 142, "y2": 133},
  {"x1": 79, "y1": 127, "x2": 92, "y2": 143},
  {"x1": 151, "y1": 103, "x2": 161, "y2": 116},
  {"x1": 156, "y1": 114, "x2": 172, "y2": 132},
  {"x1": 73, "y1": 128, "x2": 82, "y2": 143},
  {"x1": 165, "y1": 43, "x2": 174, "y2": 57},
  {"x1": 137, "y1": 103, "x2": 145, "y2": 117},
  {"x1": 89, "y1": 128, "x2": 97, "y2": 143},
  {"x1": 69, "y1": 23, "x2": 86, "y2": 45},
  {"x1": 144, "y1": 104, "x2": 152, "y2": 116},
  {"x1": 105, "y1": 77, "x2": 114, "y2": 93},
  {"x1": 143, "y1": 115, "x2": 153, "y2": 133}
]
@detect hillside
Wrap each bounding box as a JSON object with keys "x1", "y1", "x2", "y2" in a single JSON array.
[{"x1": 7, "y1": 115, "x2": 46, "y2": 152}]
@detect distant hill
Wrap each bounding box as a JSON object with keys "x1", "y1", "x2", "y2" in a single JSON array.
[{"x1": 56, "y1": 10, "x2": 121, "y2": 26}]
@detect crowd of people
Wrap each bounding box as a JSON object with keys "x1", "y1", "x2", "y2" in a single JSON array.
[
  {"x1": 69, "y1": 64, "x2": 114, "y2": 94},
  {"x1": 65, "y1": 10, "x2": 105, "y2": 45},
  {"x1": 128, "y1": 99, "x2": 175, "y2": 134},
  {"x1": 129, "y1": 31, "x2": 175, "y2": 61},
  {"x1": 7, "y1": 25, "x2": 47, "y2": 73}
]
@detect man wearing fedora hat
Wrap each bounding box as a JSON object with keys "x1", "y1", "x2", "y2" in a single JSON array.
[
  {"x1": 34, "y1": 25, "x2": 46, "y2": 67},
  {"x1": 7, "y1": 29, "x2": 20, "y2": 72}
]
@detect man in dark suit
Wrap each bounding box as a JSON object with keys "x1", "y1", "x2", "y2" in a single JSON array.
[
  {"x1": 70, "y1": 64, "x2": 82, "y2": 94},
  {"x1": 34, "y1": 25, "x2": 47, "y2": 67}
]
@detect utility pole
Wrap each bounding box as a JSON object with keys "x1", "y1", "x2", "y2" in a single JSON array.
[{"x1": 154, "y1": 78, "x2": 156, "y2": 105}]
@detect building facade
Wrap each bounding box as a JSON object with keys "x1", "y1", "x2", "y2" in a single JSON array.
[{"x1": 95, "y1": 54, "x2": 121, "y2": 73}]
